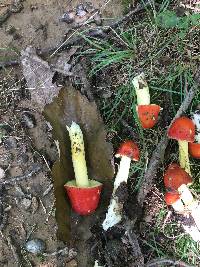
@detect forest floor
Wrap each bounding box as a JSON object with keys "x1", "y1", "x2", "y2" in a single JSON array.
[{"x1": 0, "y1": 0, "x2": 200, "y2": 266}]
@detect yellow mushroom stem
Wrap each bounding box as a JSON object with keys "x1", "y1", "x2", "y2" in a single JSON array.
[
  {"x1": 178, "y1": 140, "x2": 191, "y2": 175},
  {"x1": 67, "y1": 122, "x2": 90, "y2": 188}
]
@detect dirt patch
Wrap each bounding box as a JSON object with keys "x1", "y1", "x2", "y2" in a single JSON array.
[{"x1": 0, "y1": 1, "x2": 125, "y2": 266}]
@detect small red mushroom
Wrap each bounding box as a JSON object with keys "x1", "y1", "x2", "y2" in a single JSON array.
[
  {"x1": 168, "y1": 116, "x2": 195, "y2": 174},
  {"x1": 189, "y1": 110, "x2": 200, "y2": 159},
  {"x1": 132, "y1": 73, "x2": 161, "y2": 129},
  {"x1": 189, "y1": 142, "x2": 200, "y2": 159},
  {"x1": 164, "y1": 163, "x2": 193, "y2": 205},
  {"x1": 102, "y1": 140, "x2": 139, "y2": 230},
  {"x1": 164, "y1": 191, "x2": 184, "y2": 213},
  {"x1": 136, "y1": 104, "x2": 161, "y2": 129}
]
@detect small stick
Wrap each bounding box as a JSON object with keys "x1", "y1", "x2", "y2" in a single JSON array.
[
  {"x1": 137, "y1": 68, "x2": 200, "y2": 205},
  {"x1": 145, "y1": 257, "x2": 194, "y2": 267},
  {"x1": 43, "y1": 183, "x2": 53, "y2": 196},
  {"x1": 42, "y1": 247, "x2": 69, "y2": 257}
]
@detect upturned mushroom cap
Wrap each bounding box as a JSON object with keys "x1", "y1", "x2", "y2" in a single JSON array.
[
  {"x1": 115, "y1": 140, "x2": 139, "y2": 161},
  {"x1": 164, "y1": 191, "x2": 181, "y2": 205},
  {"x1": 168, "y1": 116, "x2": 195, "y2": 142},
  {"x1": 164, "y1": 163, "x2": 192, "y2": 191},
  {"x1": 137, "y1": 104, "x2": 161, "y2": 129}
]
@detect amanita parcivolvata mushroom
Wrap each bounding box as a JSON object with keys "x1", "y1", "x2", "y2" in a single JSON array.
[
  {"x1": 164, "y1": 191, "x2": 200, "y2": 242},
  {"x1": 132, "y1": 73, "x2": 161, "y2": 129},
  {"x1": 64, "y1": 122, "x2": 102, "y2": 215},
  {"x1": 168, "y1": 116, "x2": 195, "y2": 175},
  {"x1": 102, "y1": 140, "x2": 139, "y2": 231},
  {"x1": 189, "y1": 110, "x2": 200, "y2": 159},
  {"x1": 164, "y1": 163, "x2": 193, "y2": 206},
  {"x1": 164, "y1": 163, "x2": 200, "y2": 230},
  {"x1": 164, "y1": 191, "x2": 184, "y2": 213}
]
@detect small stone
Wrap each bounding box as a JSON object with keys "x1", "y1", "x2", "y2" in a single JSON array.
[
  {"x1": 9, "y1": 166, "x2": 23, "y2": 177},
  {"x1": 61, "y1": 11, "x2": 75, "y2": 23},
  {"x1": 65, "y1": 259, "x2": 77, "y2": 267},
  {"x1": 21, "y1": 111, "x2": 36, "y2": 129},
  {"x1": 4, "y1": 137, "x2": 17, "y2": 149},
  {"x1": 84, "y1": 2, "x2": 95, "y2": 13},
  {"x1": 0, "y1": 167, "x2": 5, "y2": 179},
  {"x1": 21, "y1": 198, "x2": 32, "y2": 210},
  {"x1": 30, "y1": 4, "x2": 38, "y2": 11},
  {"x1": 25, "y1": 239, "x2": 46, "y2": 254}
]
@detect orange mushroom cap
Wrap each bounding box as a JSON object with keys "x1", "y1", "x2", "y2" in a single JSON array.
[
  {"x1": 168, "y1": 116, "x2": 195, "y2": 142},
  {"x1": 189, "y1": 142, "x2": 200, "y2": 159},
  {"x1": 115, "y1": 140, "x2": 139, "y2": 161},
  {"x1": 164, "y1": 163, "x2": 192, "y2": 191},
  {"x1": 137, "y1": 104, "x2": 161, "y2": 129},
  {"x1": 164, "y1": 191, "x2": 181, "y2": 206}
]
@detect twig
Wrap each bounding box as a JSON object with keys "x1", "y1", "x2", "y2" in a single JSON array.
[
  {"x1": 108, "y1": 2, "x2": 150, "y2": 29},
  {"x1": 0, "y1": 164, "x2": 41, "y2": 185},
  {"x1": 137, "y1": 68, "x2": 200, "y2": 206},
  {"x1": 145, "y1": 257, "x2": 194, "y2": 267},
  {"x1": 39, "y1": 0, "x2": 151, "y2": 56},
  {"x1": 0, "y1": 1, "x2": 151, "y2": 68}
]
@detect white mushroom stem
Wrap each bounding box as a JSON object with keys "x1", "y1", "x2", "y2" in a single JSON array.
[
  {"x1": 171, "y1": 199, "x2": 185, "y2": 213},
  {"x1": 189, "y1": 201, "x2": 200, "y2": 231},
  {"x1": 102, "y1": 156, "x2": 131, "y2": 231},
  {"x1": 178, "y1": 140, "x2": 191, "y2": 175},
  {"x1": 66, "y1": 122, "x2": 89, "y2": 188},
  {"x1": 182, "y1": 220, "x2": 200, "y2": 242},
  {"x1": 178, "y1": 184, "x2": 194, "y2": 206},
  {"x1": 132, "y1": 73, "x2": 150, "y2": 105}
]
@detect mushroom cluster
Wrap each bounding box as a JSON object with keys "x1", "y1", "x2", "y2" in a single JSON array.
[
  {"x1": 62, "y1": 72, "x2": 200, "y2": 246},
  {"x1": 164, "y1": 115, "x2": 200, "y2": 232}
]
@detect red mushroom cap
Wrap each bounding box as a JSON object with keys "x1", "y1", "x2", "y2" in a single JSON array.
[
  {"x1": 164, "y1": 191, "x2": 181, "y2": 206},
  {"x1": 115, "y1": 140, "x2": 139, "y2": 161},
  {"x1": 189, "y1": 142, "x2": 200, "y2": 159},
  {"x1": 137, "y1": 104, "x2": 161, "y2": 129},
  {"x1": 168, "y1": 116, "x2": 195, "y2": 142},
  {"x1": 164, "y1": 163, "x2": 192, "y2": 191},
  {"x1": 64, "y1": 180, "x2": 102, "y2": 215}
]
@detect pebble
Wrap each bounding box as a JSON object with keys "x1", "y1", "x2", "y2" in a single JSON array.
[
  {"x1": 61, "y1": 11, "x2": 75, "y2": 23},
  {"x1": 21, "y1": 111, "x2": 36, "y2": 129},
  {"x1": 21, "y1": 198, "x2": 32, "y2": 210},
  {"x1": 0, "y1": 167, "x2": 5, "y2": 179},
  {"x1": 25, "y1": 238, "x2": 46, "y2": 254},
  {"x1": 4, "y1": 137, "x2": 17, "y2": 149}
]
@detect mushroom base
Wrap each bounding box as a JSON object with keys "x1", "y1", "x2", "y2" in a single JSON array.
[{"x1": 64, "y1": 179, "x2": 102, "y2": 215}]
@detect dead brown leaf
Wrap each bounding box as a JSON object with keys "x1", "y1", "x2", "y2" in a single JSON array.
[{"x1": 44, "y1": 86, "x2": 114, "y2": 243}]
